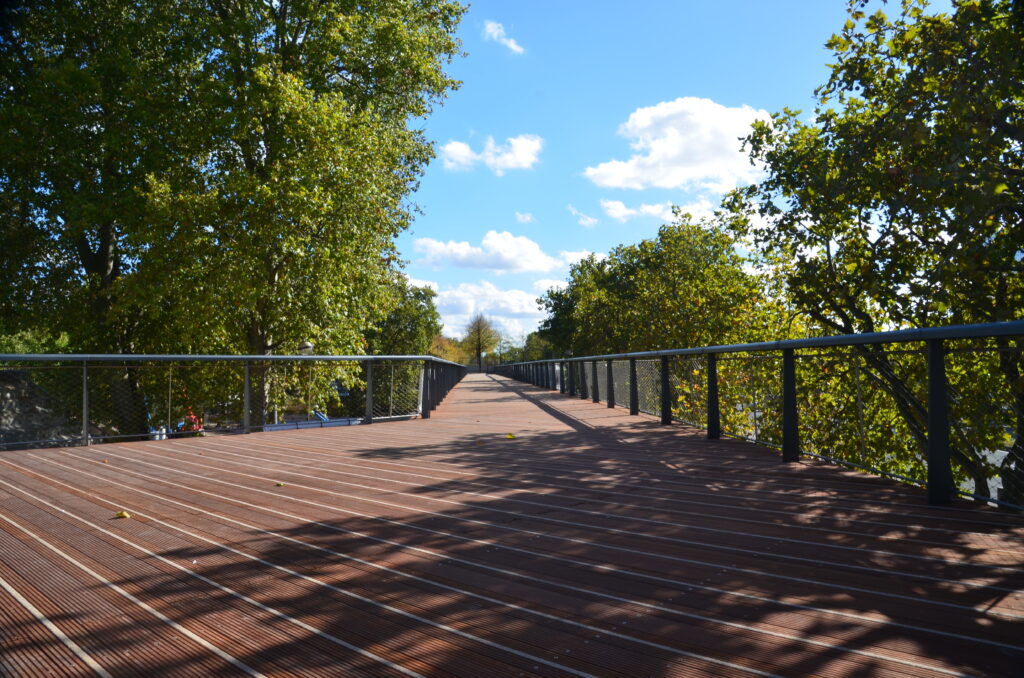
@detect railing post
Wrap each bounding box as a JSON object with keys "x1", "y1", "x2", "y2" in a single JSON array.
[
  {"x1": 660, "y1": 356, "x2": 672, "y2": 425},
  {"x1": 782, "y1": 348, "x2": 799, "y2": 462},
  {"x1": 559, "y1": 362, "x2": 567, "y2": 393},
  {"x1": 364, "y1": 361, "x2": 374, "y2": 424},
  {"x1": 578, "y1": 362, "x2": 587, "y2": 399},
  {"x1": 568, "y1": 360, "x2": 576, "y2": 396},
  {"x1": 927, "y1": 339, "x2": 955, "y2": 505},
  {"x1": 420, "y1": 360, "x2": 431, "y2": 419},
  {"x1": 606, "y1": 359, "x2": 615, "y2": 408},
  {"x1": 243, "y1": 361, "x2": 251, "y2": 433},
  {"x1": 166, "y1": 365, "x2": 173, "y2": 436},
  {"x1": 418, "y1": 362, "x2": 426, "y2": 415},
  {"x1": 629, "y1": 358, "x2": 638, "y2": 415},
  {"x1": 591, "y1": 360, "x2": 600, "y2": 403},
  {"x1": 430, "y1": 362, "x2": 439, "y2": 411},
  {"x1": 707, "y1": 353, "x2": 720, "y2": 439},
  {"x1": 81, "y1": 361, "x2": 90, "y2": 446}
]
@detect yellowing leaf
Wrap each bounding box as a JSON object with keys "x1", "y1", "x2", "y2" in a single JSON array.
[
  {"x1": 114, "y1": 510, "x2": 131, "y2": 519},
  {"x1": 506, "y1": 433, "x2": 516, "y2": 439}
]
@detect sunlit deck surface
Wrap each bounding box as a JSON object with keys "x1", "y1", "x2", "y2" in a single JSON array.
[{"x1": 1, "y1": 373, "x2": 1022, "y2": 678}]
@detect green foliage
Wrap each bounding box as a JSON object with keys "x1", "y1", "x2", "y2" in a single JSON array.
[
  {"x1": 0, "y1": 0, "x2": 463, "y2": 435},
  {"x1": 0, "y1": 0, "x2": 465, "y2": 357},
  {"x1": 521, "y1": 332, "x2": 553, "y2": 361},
  {"x1": 366, "y1": 281, "x2": 443, "y2": 356},
  {"x1": 730, "y1": 0, "x2": 1024, "y2": 499},
  {"x1": 539, "y1": 211, "x2": 791, "y2": 357},
  {"x1": 0, "y1": 330, "x2": 69, "y2": 354}
]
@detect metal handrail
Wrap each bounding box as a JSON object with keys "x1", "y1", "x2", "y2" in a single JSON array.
[
  {"x1": 495, "y1": 319, "x2": 1024, "y2": 365},
  {"x1": 0, "y1": 353, "x2": 464, "y2": 366}
]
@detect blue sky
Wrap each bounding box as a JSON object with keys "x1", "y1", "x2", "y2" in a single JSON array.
[{"x1": 397, "y1": 1, "x2": 877, "y2": 339}]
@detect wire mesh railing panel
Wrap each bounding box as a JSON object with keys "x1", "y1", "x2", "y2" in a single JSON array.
[
  {"x1": 0, "y1": 356, "x2": 455, "y2": 448},
  {"x1": 611, "y1": 360, "x2": 630, "y2": 408},
  {"x1": 162, "y1": 362, "x2": 246, "y2": 437},
  {"x1": 372, "y1": 362, "x2": 422, "y2": 419},
  {"x1": 577, "y1": 362, "x2": 590, "y2": 399},
  {"x1": 635, "y1": 359, "x2": 660, "y2": 416},
  {"x1": 595, "y1": 362, "x2": 608, "y2": 404},
  {"x1": 717, "y1": 353, "x2": 782, "y2": 447},
  {"x1": 796, "y1": 347, "x2": 926, "y2": 486},
  {"x1": 671, "y1": 355, "x2": 707, "y2": 428},
  {"x1": 945, "y1": 338, "x2": 1024, "y2": 506},
  {"x1": 0, "y1": 363, "x2": 84, "y2": 449}
]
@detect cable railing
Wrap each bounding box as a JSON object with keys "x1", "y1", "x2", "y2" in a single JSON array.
[
  {"x1": 492, "y1": 320, "x2": 1024, "y2": 510},
  {"x1": 0, "y1": 353, "x2": 465, "y2": 450}
]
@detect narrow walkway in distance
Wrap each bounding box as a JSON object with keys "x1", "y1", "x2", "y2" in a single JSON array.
[{"x1": 0, "y1": 372, "x2": 1021, "y2": 677}]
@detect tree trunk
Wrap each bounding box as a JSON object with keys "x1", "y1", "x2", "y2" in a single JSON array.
[{"x1": 247, "y1": 319, "x2": 272, "y2": 431}]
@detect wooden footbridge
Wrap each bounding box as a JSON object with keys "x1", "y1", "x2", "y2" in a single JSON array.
[{"x1": 1, "y1": 373, "x2": 1022, "y2": 677}]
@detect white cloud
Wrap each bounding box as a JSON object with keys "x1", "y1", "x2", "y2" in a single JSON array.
[
  {"x1": 483, "y1": 20, "x2": 524, "y2": 54},
  {"x1": 435, "y1": 281, "x2": 544, "y2": 338},
  {"x1": 440, "y1": 134, "x2": 543, "y2": 176},
  {"x1": 514, "y1": 211, "x2": 534, "y2": 223},
  {"x1": 673, "y1": 197, "x2": 716, "y2": 222},
  {"x1": 584, "y1": 96, "x2": 770, "y2": 192},
  {"x1": 414, "y1": 230, "x2": 561, "y2": 274},
  {"x1": 439, "y1": 141, "x2": 477, "y2": 171},
  {"x1": 403, "y1": 275, "x2": 438, "y2": 291},
  {"x1": 559, "y1": 249, "x2": 603, "y2": 266},
  {"x1": 600, "y1": 199, "x2": 675, "y2": 222},
  {"x1": 532, "y1": 278, "x2": 567, "y2": 293},
  {"x1": 567, "y1": 204, "x2": 598, "y2": 227},
  {"x1": 600, "y1": 197, "x2": 716, "y2": 223}
]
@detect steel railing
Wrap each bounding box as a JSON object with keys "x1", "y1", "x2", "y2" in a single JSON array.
[
  {"x1": 0, "y1": 354, "x2": 465, "y2": 450},
  {"x1": 492, "y1": 320, "x2": 1024, "y2": 509}
]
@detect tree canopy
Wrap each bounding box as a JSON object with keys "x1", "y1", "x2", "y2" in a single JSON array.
[
  {"x1": 0, "y1": 0, "x2": 465, "y2": 356},
  {"x1": 538, "y1": 213, "x2": 790, "y2": 357},
  {"x1": 462, "y1": 313, "x2": 500, "y2": 371},
  {"x1": 728, "y1": 0, "x2": 1023, "y2": 500},
  {"x1": 365, "y1": 281, "x2": 442, "y2": 357}
]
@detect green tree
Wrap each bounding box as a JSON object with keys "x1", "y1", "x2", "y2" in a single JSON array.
[
  {"x1": 1, "y1": 0, "x2": 464, "y2": 434},
  {"x1": 140, "y1": 0, "x2": 465, "y2": 358},
  {"x1": 521, "y1": 331, "x2": 552, "y2": 361},
  {"x1": 730, "y1": 0, "x2": 1023, "y2": 498},
  {"x1": 0, "y1": 0, "x2": 205, "y2": 351},
  {"x1": 539, "y1": 212, "x2": 787, "y2": 357},
  {"x1": 365, "y1": 282, "x2": 442, "y2": 356},
  {"x1": 462, "y1": 313, "x2": 500, "y2": 372}
]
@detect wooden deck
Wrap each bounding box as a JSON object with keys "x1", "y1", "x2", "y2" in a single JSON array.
[{"x1": 1, "y1": 373, "x2": 1022, "y2": 678}]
